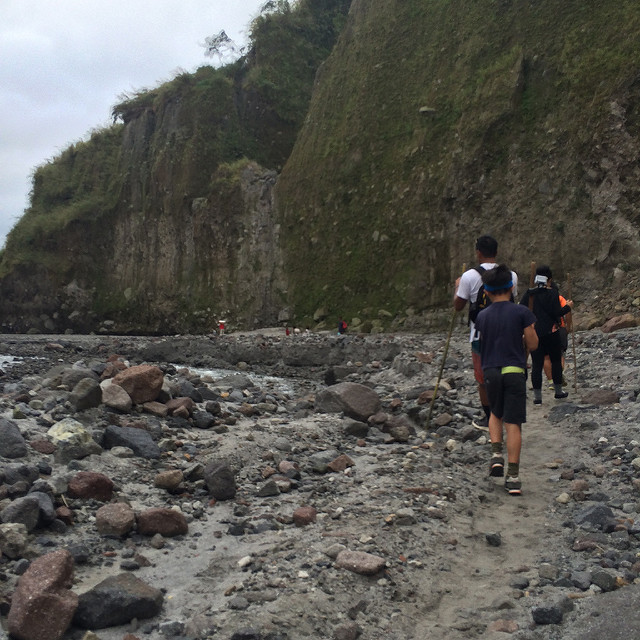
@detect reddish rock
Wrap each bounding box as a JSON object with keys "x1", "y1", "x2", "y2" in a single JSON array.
[
  {"x1": 137, "y1": 508, "x2": 188, "y2": 537},
  {"x1": 55, "y1": 506, "x2": 74, "y2": 526},
  {"x1": 67, "y1": 471, "x2": 114, "y2": 502},
  {"x1": 112, "y1": 365, "x2": 164, "y2": 404},
  {"x1": 95, "y1": 503, "x2": 135, "y2": 536},
  {"x1": 29, "y1": 439, "x2": 57, "y2": 454},
  {"x1": 7, "y1": 549, "x2": 78, "y2": 640},
  {"x1": 292, "y1": 506, "x2": 317, "y2": 527},
  {"x1": 278, "y1": 460, "x2": 300, "y2": 475},
  {"x1": 238, "y1": 402, "x2": 259, "y2": 417},
  {"x1": 327, "y1": 453, "x2": 355, "y2": 473},
  {"x1": 101, "y1": 360, "x2": 128, "y2": 379},
  {"x1": 571, "y1": 478, "x2": 590, "y2": 492},
  {"x1": 335, "y1": 550, "x2": 386, "y2": 575},
  {"x1": 487, "y1": 619, "x2": 519, "y2": 633},
  {"x1": 166, "y1": 397, "x2": 195, "y2": 416},
  {"x1": 153, "y1": 469, "x2": 184, "y2": 491},
  {"x1": 143, "y1": 401, "x2": 169, "y2": 417},
  {"x1": 261, "y1": 465, "x2": 277, "y2": 478}
]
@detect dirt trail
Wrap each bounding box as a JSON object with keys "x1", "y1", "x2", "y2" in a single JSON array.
[{"x1": 413, "y1": 401, "x2": 572, "y2": 638}]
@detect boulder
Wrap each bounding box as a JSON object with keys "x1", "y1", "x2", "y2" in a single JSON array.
[
  {"x1": 315, "y1": 382, "x2": 381, "y2": 421},
  {"x1": 67, "y1": 471, "x2": 114, "y2": 502},
  {"x1": 46, "y1": 418, "x2": 102, "y2": 463},
  {"x1": 111, "y1": 364, "x2": 164, "y2": 404},
  {"x1": 73, "y1": 573, "x2": 163, "y2": 629},
  {"x1": 7, "y1": 549, "x2": 78, "y2": 640},
  {"x1": 103, "y1": 425, "x2": 161, "y2": 459},
  {"x1": 100, "y1": 379, "x2": 133, "y2": 411},
  {"x1": 95, "y1": 503, "x2": 135, "y2": 537},
  {"x1": 69, "y1": 378, "x2": 102, "y2": 411},
  {"x1": 136, "y1": 508, "x2": 188, "y2": 537},
  {"x1": 0, "y1": 418, "x2": 28, "y2": 458}
]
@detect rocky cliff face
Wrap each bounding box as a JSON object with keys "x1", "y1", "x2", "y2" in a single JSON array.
[
  {"x1": 0, "y1": 152, "x2": 286, "y2": 334},
  {"x1": 2, "y1": 0, "x2": 640, "y2": 333},
  {"x1": 275, "y1": 0, "x2": 640, "y2": 328}
]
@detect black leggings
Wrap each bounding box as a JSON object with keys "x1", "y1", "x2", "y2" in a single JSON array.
[{"x1": 531, "y1": 331, "x2": 563, "y2": 389}]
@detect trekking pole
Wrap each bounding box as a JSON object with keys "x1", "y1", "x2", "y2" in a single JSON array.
[
  {"x1": 525, "y1": 261, "x2": 536, "y2": 363},
  {"x1": 426, "y1": 264, "x2": 466, "y2": 429},
  {"x1": 567, "y1": 272, "x2": 578, "y2": 393}
]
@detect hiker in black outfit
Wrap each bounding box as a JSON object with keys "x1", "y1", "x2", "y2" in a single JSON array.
[{"x1": 519, "y1": 265, "x2": 573, "y2": 404}]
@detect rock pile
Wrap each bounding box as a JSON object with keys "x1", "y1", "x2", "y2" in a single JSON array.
[{"x1": 0, "y1": 325, "x2": 638, "y2": 639}]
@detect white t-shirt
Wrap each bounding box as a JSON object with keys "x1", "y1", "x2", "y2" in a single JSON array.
[{"x1": 456, "y1": 262, "x2": 519, "y2": 341}]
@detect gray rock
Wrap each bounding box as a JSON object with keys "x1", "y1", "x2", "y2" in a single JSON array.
[
  {"x1": 315, "y1": 382, "x2": 382, "y2": 421},
  {"x1": 1, "y1": 495, "x2": 41, "y2": 531},
  {"x1": 69, "y1": 377, "x2": 102, "y2": 411},
  {"x1": 0, "y1": 418, "x2": 28, "y2": 458},
  {"x1": 192, "y1": 409, "x2": 216, "y2": 429},
  {"x1": 103, "y1": 424, "x2": 161, "y2": 459},
  {"x1": 590, "y1": 569, "x2": 619, "y2": 592},
  {"x1": 2, "y1": 463, "x2": 39, "y2": 486},
  {"x1": 256, "y1": 479, "x2": 280, "y2": 497},
  {"x1": 308, "y1": 449, "x2": 341, "y2": 473},
  {"x1": 204, "y1": 459, "x2": 237, "y2": 500},
  {"x1": 570, "y1": 570, "x2": 592, "y2": 590},
  {"x1": 73, "y1": 572, "x2": 163, "y2": 629},
  {"x1": 561, "y1": 583, "x2": 640, "y2": 638},
  {"x1": 574, "y1": 504, "x2": 617, "y2": 531},
  {"x1": 0, "y1": 523, "x2": 29, "y2": 559},
  {"x1": 532, "y1": 605, "x2": 563, "y2": 625}
]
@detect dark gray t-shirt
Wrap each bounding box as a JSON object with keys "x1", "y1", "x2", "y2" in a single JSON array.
[{"x1": 474, "y1": 301, "x2": 536, "y2": 370}]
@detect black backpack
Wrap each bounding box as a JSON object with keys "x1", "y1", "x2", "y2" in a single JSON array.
[
  {"x1": 468, "y1": 266, "x2": 490, "y2": 324},
  {"x1": 468, "y1": 265, "x2": 515, "y2": 324}
]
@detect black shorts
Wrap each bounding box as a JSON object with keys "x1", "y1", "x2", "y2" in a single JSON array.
[
  {"x1": 484, "y1": 368, "x2": 527, "y2": 425},
  {"x1": 557, "y1": 327, "x2": 568, "y2": 351}
]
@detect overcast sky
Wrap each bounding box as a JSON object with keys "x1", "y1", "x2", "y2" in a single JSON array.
[{"x1": 0, "y1": 0, "x2": 266, "y2": 249}]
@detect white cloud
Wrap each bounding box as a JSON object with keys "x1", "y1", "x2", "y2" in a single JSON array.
[{"x1": 0, "y1": 0, "x2": 265, "y2": 247}]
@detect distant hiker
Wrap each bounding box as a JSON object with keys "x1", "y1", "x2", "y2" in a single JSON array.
[
  {"x1": 218, "y1": 320, "x2": 226, "y2": 335},
  {"x1": 544, "y1": 286, "x2": 571, "y2": 387},
  {"x1": 337, "y1": 317, "x2": 347, "y2": 335},
  {"x1": 474, "y1": 264, "x2": 538, "y2": 496},
  {"x1": 519, "y1": 266, "x2": 573, "y2": 404},
  {"x1": 454, "y1": 235, "x2": 518, "y2": 428},
  {"x1": 285, "y1": 326, "x2": 291, "y2": 336}
]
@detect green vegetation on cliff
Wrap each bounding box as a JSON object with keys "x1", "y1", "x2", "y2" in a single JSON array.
[{"x1": 275, "y1": 0, "x2": 640, "y2": 327}]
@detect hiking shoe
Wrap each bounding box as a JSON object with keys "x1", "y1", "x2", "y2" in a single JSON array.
[
  {"x1": 547, "y1": 382, "x2": 554, "y2": 390},
  {"x1": 554, "y1": 391, "x2": 568, "y2": 399},
  {"x1": 505, "y1": 476, "x2": 522, "y2": 496},
  {"x1": 489, "y1": 455, "x2": 504, "y2": 477},
  {"x1": 533, "y1": 397, "x2": 542, "y2": 405}
]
